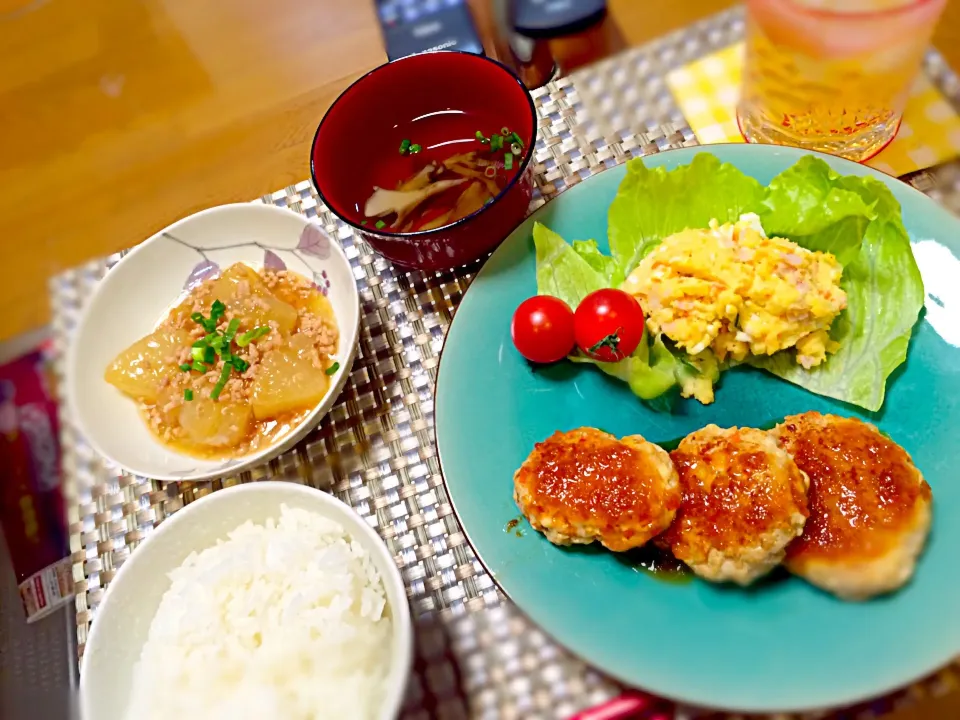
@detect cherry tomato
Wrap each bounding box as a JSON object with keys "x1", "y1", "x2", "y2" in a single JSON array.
[
  {"x1": 574, "y1": 289, "x2": 645, "y2": 362},
  {"x1": 511, "y1": 296, "x2": 576, "y2": 364}
]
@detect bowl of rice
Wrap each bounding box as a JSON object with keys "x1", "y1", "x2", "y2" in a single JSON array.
[{"x1": 79, "y1": 482, "x2": 412, "y2": 720}]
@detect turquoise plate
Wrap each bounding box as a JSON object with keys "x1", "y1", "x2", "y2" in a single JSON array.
[{"x1": 435, "y1": 145, "x2": 960, "y2": 712}]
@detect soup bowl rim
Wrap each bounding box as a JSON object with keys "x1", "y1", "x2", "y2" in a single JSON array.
[{"x1": 309, "y1": 49, "x2": 538, "y2": 239}]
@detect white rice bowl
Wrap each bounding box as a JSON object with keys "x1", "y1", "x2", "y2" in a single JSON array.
[{"x1": 80, "y1": 483, "x2": 412, "y2": 720}]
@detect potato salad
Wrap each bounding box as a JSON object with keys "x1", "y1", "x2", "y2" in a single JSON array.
[{"x1": 622, "y1": 213, "x2": 847, "y2": 371}]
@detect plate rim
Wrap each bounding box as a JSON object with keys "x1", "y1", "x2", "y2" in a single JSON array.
[{"x1": 434, "y1": 143, "x2": 960, "y2": 713}]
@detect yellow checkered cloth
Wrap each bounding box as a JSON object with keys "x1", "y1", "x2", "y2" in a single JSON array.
[{"x1": 667, "y1": 43, "x2": 960, "y2": 177}]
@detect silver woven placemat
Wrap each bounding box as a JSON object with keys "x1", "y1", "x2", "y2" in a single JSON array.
[
  {"x1": 53, "y1": 72, "x2": 649, "y2": 720},
  {"x1": 54, "y1": 7, "x2": 960, "y2": 720}
]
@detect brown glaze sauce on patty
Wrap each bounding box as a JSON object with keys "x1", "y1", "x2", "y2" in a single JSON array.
[
  {"x1": 661, "y1": 428, "x2": 808, "y2": 555},
  {"x1": 777, "y1": 414, "x2": 932, "y2": 562},
  {"x1": 528, "y1": 429, "x2": 676, "y2": 549}
]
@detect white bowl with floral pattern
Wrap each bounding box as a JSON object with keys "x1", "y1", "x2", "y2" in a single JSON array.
[{"x1": 67, "y1": 203, "x2": 359, "y2": 481}]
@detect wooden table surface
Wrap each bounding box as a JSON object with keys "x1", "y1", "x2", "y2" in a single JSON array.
[
  {"x1": 1, "y1": 1, "x2": 958, "y2": 716},
  {"x1": 1, "y1": 0, "x2": 958, "y2": 343}
]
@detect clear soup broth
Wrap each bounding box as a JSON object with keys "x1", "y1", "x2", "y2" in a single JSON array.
[{"x1": 357, "y1": 109, "x2": 527, "y2": 233}]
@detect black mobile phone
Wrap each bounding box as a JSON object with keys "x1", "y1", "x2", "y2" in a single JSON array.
[{"x1": 376, "y1": 0, "x2": 484, "y2": 61}]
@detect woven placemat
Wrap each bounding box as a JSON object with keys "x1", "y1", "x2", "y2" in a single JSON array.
[
  {"x1": 53, "y1": 71, "x2": 639, "y2": 720},
  {"x1": 55, "y1": 7, "x2": 960, "y2": 720}
]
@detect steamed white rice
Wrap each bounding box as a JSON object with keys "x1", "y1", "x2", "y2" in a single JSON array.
[{"x1": 124, "y1": 505, "x2": 393, "y2": 720}]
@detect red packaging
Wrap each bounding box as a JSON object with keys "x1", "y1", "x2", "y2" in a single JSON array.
[{"x1": 0, "y1": 346, "x2": 73, "y2": 621}]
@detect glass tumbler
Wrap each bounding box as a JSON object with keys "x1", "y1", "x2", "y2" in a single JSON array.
[{"x1": 737, "y1": 0, "x2": 947, "y2": 162}]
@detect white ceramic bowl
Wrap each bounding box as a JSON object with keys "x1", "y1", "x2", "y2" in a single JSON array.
[
  {"x1": 79, "y1": 482, "x2": 412, "y2": 720},
  {"x1": 67, "y1": 203, "x2": 359, "y2": 481}
]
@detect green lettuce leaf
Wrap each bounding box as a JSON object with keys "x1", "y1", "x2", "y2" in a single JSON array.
[
  {"x1": 572, "y1": 239, "x2": 624, "y2": 286},
  {"x1": 607, "y1": 153, "x2": 765, "y2": 276},
  {"x1": 533, "y1": 223, "x2": 609, "y2": 310},
  {"x1": 759, "y1": 155, "x2": 876, "y2": 265},
  {"x1": 571, "y1": 331, "x2": 682, "y2": 400},
  {"x1": 533, "y1": 222, "x2": 606, "y2": 309},
  {"x1": 752, "y1": 168, "x2": 924, "y2": 412}
]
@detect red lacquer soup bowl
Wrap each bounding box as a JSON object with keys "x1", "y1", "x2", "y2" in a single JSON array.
[{"x1": 310, "y1": 51, "x2": 538, "y2": 272}]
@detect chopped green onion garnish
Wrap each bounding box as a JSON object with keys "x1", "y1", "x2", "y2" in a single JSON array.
[
  {"x1": 325, "y1": 361, "x2": 340, "y2": 376},
  {"x1": 223, "y1": 318, "x2": 241, "y2": 343},
  {"x1": 510, "y1": 132, "x2": 523, "y2": 147},
  {"x1": 409, "y1": 144, "x2": 422, "y2": 154},
  {"x1": 210, "y1": 363, "x2": 233, "y2": 400},
  {"x1": 475, "y1": 130, "x2": 489, "y2": 144},
  {"x1": 484, "y1": 166, "x2": 497, "y2": 178},
  {"x1": 399, "y1": 138, "x2": 412, "y2": 154},
  {"x1": 504, "y1": 152, "x2": 513, "y2": 171},
  {"x1": 236, "y1": 326, "x2": 271, "y2": 347},
  {"x1": 490, "y1": 134, "x2": 503, "y2": 151},
  {"x1": 180, "y1": 303, "x2": 275, "y2": 393},
  {"x1": 510, "y1": 142, "x2": 523, "y2": 156},
  {"x1": 184, "y1": 389, "x2": 193, "y2": 401},
  {"x1": 190, "y1": 301, "x2": 226, "y2": 332},
  {"x1": 217, "y1": 340, "x2": 232, "y2": 363},
  {"x1": 375, "y1": 220, "x2": 386, "y2": 230},
  {"x1": 500, "y1": 126, "x2": 510, "y2": 136},
  {"x1": 360, "y1": 220, "x2": 367, "y2": 226},
  {"x1": 191, "y1": 346, "x2": 215, "y2": 364}
]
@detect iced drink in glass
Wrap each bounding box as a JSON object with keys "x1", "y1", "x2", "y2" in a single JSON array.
[{"x1": 738, "y1": 0, "x2": 947, "y2": 162}]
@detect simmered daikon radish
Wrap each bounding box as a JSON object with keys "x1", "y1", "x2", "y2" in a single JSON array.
[
  {"x1": 104, "y1": 327, "x2": 192, "y2": 403},
  {"x1": 178, "y1": 398, "x2": 253, "y2": 447},
  {"x1": 306, "y1": 292, "x2": 336, "y2": 326},
  {"x1": 251, "y1": 339, "x2": 331, "y2": 420},
  {"x1": 271, "y1": 282, "x2": 336, "y2": 326},
  {"x1": 206, "y1": 264, "x2": 298, "y2": 335},
  {"x1": 105, "y1": 262, "x2": 339, "y2": 460}
]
